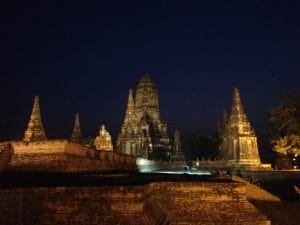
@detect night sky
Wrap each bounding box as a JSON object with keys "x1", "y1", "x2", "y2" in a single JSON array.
[{"x1": 0, "y1": 1, "x2": 299, "y2": 155}]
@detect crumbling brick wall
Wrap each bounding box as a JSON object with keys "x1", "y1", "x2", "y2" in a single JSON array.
[
  {"x1": 5, "y1": 140, "x2": 136, "y2": 172},
  {"x1": 0, "y1": 181, "x2": 270, "y2": 225},
  {"x1": 0, "y1": 143, "x2": 13, "y2": 171}
]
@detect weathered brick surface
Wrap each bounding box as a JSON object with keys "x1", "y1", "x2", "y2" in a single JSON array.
[
  {"x1": 0, "y1": 182, "x2": 270, "y2": 225},
  {"x1": 3, "y1": 140, "x2": 136, "y2": 172},
  {"x1": 8, "y1": 153, "x2": 136, "y2": 172},
  {"x1": 0, "y1": 143, "x2": 13, "y2": 171},
  {"x1": 0, "y1": 189, "x2": 23, "y2": 225},
  {"x1": 155, "y1": 182, "x2": 269, "y2": 225}
]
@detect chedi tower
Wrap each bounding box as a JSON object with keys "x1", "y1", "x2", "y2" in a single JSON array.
[
  {"x1": 116, "y1": 74, "x2": 172, "y2": 160},
  {"x1": 172, "y1": 129, "x2": 185, "y2": 161},
  {"x1": 24, "y1": 95, "x2": 46, "y2": 142},
  {"x1": 221, "y1": 88, "x2": 261, "y2": 164}
]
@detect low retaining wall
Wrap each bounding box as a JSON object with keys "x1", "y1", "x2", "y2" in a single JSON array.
[
  {"x1": 0, "y1": 143, "x2": 13, "y2": 171},
  {"x1": 2, "y1": 140, "x2": 136, "y2": 172}
]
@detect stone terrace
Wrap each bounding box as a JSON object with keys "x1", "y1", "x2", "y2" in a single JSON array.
[
  {"x1": 0, "y1": 173, "x2": 270, "y2": 225},
  {"x1": 0, "y1": 140, "x2": 136, "y2": 172}
]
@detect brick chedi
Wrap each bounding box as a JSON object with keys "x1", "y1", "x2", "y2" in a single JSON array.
[
  {"x1": 116, "y1": 74, "x2": 172, "y2": 159},
  {"x1": 222, "y1": 88, "x2": 261, "y2": 164},
  {"x1": 172, "y1": 129, "x2": 185, "y2": 161},
  {"x1": 24, "y1": 95, "x2": 46, "y2": 142},
  {"x1": 70, "y1": 112, "x2": 81, "y2": 143},
  {"x1": 94, "y1": 125, "x2": 113, "y2": 151}
]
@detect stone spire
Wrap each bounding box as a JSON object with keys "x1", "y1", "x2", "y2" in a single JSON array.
[
  {"x1": 230, "y1": 87, "x2": 249, "y2": 125},
  {"x1": 223, "y1": 88, "x2": 261, "y2": 164},
  {"x1": 172, "y1": 129, "x2": 185, "y2": 161},
  {"x1": 24, "y1": 95, "x2": 46, "y2": 142},
  {"x1": 70, "y1": 112, "x2": 81, "y2": 143},
  {"x1": 94, "y1": 125, "x2": 113, "y2": 151},
  {"x1": 116, "y1": 89, "x2": 147, "y2": 157},
  {"x1": 124, "y1": 89, "x2": 136, "y2": 124},
  {"x1": 127, "y1": 89, "x2": 135, "y2": 112}
]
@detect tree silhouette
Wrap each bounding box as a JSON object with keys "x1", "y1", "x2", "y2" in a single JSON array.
[{"x1": 269, "y1": 94, "x2": 300, "y2": 155}]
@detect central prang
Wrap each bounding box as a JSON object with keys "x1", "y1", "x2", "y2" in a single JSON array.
[{"x1": 116, "y1": 74, "x2": 173, "y2": 160}]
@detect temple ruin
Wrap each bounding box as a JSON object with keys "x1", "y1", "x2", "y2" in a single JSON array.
[
  {"x1": 221, "y1": 88, "x2": 261, "y2": 164},
  {"x1": 116, "y1": 74, "x2": 172, "y2": 159}
]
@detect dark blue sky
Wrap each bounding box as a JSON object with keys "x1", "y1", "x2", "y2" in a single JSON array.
[{"x1": 0, "y1": 1, "x2": 299, "y2": 151}]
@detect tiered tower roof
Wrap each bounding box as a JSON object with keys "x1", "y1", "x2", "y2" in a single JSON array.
[{"x1": 227, "y1": 88, "x2": 253, "y2": 135}]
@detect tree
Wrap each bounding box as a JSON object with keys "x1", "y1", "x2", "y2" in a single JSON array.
[
  {"x1": 269, "y1": 94, "x2": 300, "y2": 155},
  {"x1": 80, "y1": 136, "x2": 95, "y2": 147},
  {"x1": 185, "y1": 133, "x2": 218, "y2": 160}
]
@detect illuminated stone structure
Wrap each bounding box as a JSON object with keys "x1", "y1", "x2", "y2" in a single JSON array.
[
  {"x1": 24, "y1": 95, "x2": 46, "y2": 142},
  {"x1": 223, "y1": 88, "x2": 261, "y2": 164},
  {"x1": 172, "y1": 129, "x2": 185, "y2": 161},
  {"x1": 70, "y1": 113, "x2": 81, "y2": 143},
  {"x1": 116, "y1": 74, "x2": 171, "y2": 159},
  {"x1": 94, "y1": 125, "x2": 113, "y2": 151}
]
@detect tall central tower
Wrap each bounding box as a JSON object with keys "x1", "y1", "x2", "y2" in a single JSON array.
[
  {"x1": 135, "y1": 74, "x2": 160, "y2": 122},
  {"x1": 116, "y1": 74, "x2": 172, "y2": 160}
]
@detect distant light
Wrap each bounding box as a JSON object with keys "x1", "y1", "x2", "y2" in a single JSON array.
[
  {"x1": 157, "y1": 170, "x2": 211, "y2": 175},
  {"x1": 136, "y1": 157, "x2": 155, "y2": 173},
  {"x1": 136, "y1": 157, "x2": 211, "y2": 175}
]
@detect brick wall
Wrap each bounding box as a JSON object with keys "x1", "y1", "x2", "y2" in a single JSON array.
[
  {"x1": 0, "y1": 143, "x2": 13, "y2": 171},
  {"x1": 4, "y1": 140, "x2": 137, "y2": 172},
  {"x1": 0, "y1": 181, "x2": 270, "y2": 225}
]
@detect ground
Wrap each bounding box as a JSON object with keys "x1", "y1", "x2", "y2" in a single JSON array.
[{"x1": 233, "y1": 172, "x2": 300, "y2": 225}]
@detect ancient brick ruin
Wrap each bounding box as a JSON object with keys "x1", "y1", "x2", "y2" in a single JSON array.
[
  {"x1": 116, "y1": 74, "x2": 173, "y2": 159},
  {"x1": 1, "y1": 140, "x2": 136, "y2": 172},
  {"x1": 0, "y1": 86, "x2": 273, "y2": 225},
  {"x1": 0, "y1": 175, "x2": 270, "y2": 225}
]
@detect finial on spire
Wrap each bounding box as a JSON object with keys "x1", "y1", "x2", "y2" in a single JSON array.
[
  {"x1": 231, "y1": 87, "x2": 246, "y2": 119},
  {"x1": 70, "y1": 112, "x2": 81, "y2": 143},
  {"x1": 127, "y1": 89, "x2": 135, "y2": 112},
  {"x1": 34, "y1": 95, "x2": 39, "y2": 102},
  {"x1": 23, "y1": 95, "x2": 46, "y2": 142}
]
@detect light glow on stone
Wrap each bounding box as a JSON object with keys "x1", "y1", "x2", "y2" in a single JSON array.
[{"x1": 136, "y1": 157, "x2": 211, "y2": 175}]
